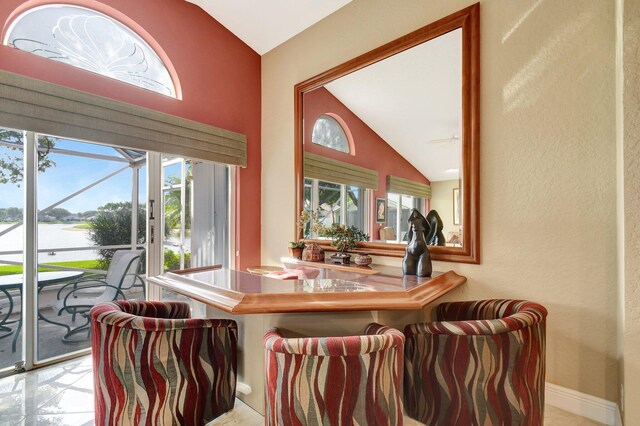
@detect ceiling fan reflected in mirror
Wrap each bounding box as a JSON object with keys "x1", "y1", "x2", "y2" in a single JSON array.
[{"x1": 427, "y1": 134, "x2": 460, "y2": 145}]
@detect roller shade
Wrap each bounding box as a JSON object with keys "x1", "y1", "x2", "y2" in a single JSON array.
[
  {"x1": 0, "y1": 71, "x2": 247, "y2": 166},
  {"x1": 387, "y1": 175, "x2": 431, "y2": 199},
  {"x1": 304, "y1": 152, "x2": 378, "y2": 190}
]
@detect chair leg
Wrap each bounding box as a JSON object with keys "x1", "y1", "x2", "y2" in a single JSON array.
[{"x1": 61, "y1": 314, "x2": 91, "y2": 344}]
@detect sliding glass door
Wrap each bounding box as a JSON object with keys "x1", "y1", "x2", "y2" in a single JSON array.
[
  {"x1": 0, "y1": 130, "x2": 148, "y2": 373},
  {"x1": 0, "y1": 129, "x2": 25, "y2": 371},
  {"x1": 34, "y1": 136, "x2": 147, "y2": 362},
  {"x1": 0, "y1": 128, "x2": 232, "y2": 376}
]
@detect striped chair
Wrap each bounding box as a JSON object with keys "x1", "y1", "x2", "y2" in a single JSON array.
[
  {"x1": 90, "y1": 301, "x2": 237, "y2": 426},
  {"x1": 404, "y1": 299, "x2": 547, "y2": 426},
  {"x1": 264, "y1": 324, "x2": 405, "y2": 426}
]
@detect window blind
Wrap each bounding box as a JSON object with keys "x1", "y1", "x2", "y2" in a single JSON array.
[
  {"x1": 387, "y1": 175, "x2": 431, "y2": 198},
  {"x1": 304, "y1": 152, "x2": 378, "y2": 190},
  {"x1": 0, "y1": 71, "x2": 247, "y2": 166}
]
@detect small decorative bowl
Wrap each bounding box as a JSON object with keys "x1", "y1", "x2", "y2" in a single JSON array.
[{"x1": 354, "y1": 253, "x2": 372, "y2": 266}]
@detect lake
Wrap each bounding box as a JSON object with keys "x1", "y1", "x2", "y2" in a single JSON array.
[{"x1": 0, "y1": 223, "x2": 98, "y2": 263}]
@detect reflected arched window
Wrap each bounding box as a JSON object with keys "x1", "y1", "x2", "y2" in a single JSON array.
[
  {"x1": 312, "y1": 114, "x2": 350, "y2": 153},
  {"x1": 4, "y1": 4, "x2": 176, "y2": 97}
]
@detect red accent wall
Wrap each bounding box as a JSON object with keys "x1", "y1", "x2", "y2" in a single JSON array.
[
  {"x1": 0, "y1": 0, "x2": 261, "y2": 269},
  {"x1": 303, "y1": 87, "x2": 429, "y2": 239}
]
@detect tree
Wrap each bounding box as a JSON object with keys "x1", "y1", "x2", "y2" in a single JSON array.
[
  {"x1": 163, "y1": 166, "x2": 191, "y2": 238},
  {"x1": 0, "y1": 130, "x2": 57, "y2": 185},
  {"x1": 48, "y1": 208, "x2": 72, "y2": 220},
  {"x1": 88, "y1": 202, "x2": 146, "y2": 268}
]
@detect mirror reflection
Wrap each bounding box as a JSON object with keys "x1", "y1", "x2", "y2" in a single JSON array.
[{"x1": 302, "y1": 28, "x2": 463, "y2": 247}]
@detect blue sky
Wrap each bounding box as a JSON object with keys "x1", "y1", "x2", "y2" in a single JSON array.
[{"x1": 0, "y1": 138, "x2": 147, "y2": 212}]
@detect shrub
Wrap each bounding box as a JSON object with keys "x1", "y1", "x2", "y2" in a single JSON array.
[
  {"x1": 88, "y1": 202, "x2": 146, "y2": 269},
  {"x1": 164, "y1": 249, "x2": 191, "y2": 271}
]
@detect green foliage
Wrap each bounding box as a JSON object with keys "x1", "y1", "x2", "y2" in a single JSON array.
[
  {"x1": 88, "y1": 202, "x2": 146, "y2": 268},
  {"x1": 0, "y1": 130, "x2": 57, "y2": 185},
  {"x1": 0, "y1": 260, "x2": 103, "y2": 276},
  {"x1": 321, "y1": 224, "x2": 369, "y2": 253},
  {"x1": 164, "y1": 249, "x2": 191, "y2": 271},
  {"x1": 0, "y1": 207, "x2": 22, "y2": 222},
  {"x1": 288, "y1": 240, "x2": 306, "y2": 249},
  {"x1": 163, "y1": 167, "x2": 191, "y2": 237},
  {"x1": 46, "y1": 207, "x2": 72, "y2": 220}
]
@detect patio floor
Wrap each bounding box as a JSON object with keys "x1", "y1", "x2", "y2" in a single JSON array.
[{"x1": 0, "y1": 289, "x2": 144, "y2": 371}]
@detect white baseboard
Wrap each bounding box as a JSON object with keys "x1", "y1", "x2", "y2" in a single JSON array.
[{"x1": 546, "y1": 383, "x2": 622, "y2": 426}]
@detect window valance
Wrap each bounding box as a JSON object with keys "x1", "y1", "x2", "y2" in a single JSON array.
[
  {"x1": 304, "y1": 152, "x2": 378, "y2": 190},
  {"x1": 387, "y1": 175, "x2": 431, "y2": 199},
  {"x1": 0, "y1": 71, "x2": 247, "y2": 166}
]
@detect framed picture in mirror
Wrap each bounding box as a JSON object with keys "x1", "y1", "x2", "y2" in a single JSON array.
[
  {"x1": 376, "y1": 198, "x2": 386, "y2": 223},
  {"x1": 453, "y1": 188, "x2": 460, "y2": 226},
  {"x1": 294, "y1": 3, "x2": 479, "y2": 263}
]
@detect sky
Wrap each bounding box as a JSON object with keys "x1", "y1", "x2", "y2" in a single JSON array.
[{"x1": 0, "y1": 138, "x2": 148, "y2": 213}]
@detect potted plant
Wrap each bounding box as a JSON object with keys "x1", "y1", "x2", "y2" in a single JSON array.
[
  {"x1": 288, "y1": 240, "x2": 305, "y2": 259},
  {"x1": 321, "y1": 224, "x2": 369, "y2": 264}
]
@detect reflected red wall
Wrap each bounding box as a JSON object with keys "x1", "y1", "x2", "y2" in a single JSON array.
[
  {"x1": 0, "y1": 0, "x2": 261, "y2": 269},
  {"x1": 303, "y1": 87, "x2": 429, "y2": 239}
]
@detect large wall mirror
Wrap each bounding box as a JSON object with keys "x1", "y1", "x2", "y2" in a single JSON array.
[{"x1": 294, "y1": 4, "x2": 479, "y2": 263}]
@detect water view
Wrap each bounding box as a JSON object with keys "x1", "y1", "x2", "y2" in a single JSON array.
[{"x1": 0, "y1": 223, "x2": 98, "y2": 264}]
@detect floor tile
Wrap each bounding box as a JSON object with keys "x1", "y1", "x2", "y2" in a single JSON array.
[
  {"x1": 208, "y1": 399, "x2": 262, "y2": 426},
  {"x1": 545, "y1": 405, "x2": 606, "y2": 425},
  {"x1": 37, "y1": 385, "x2": 94, "y2": 415},
  {"x1": 22, "y1": 412, "x2": 94, "y2": 426},
  {"x1": 0, "y1": 355, "x2": 609, "y2": 426}
]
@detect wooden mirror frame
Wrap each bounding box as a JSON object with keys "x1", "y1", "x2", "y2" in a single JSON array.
[{"x1": 294, "y1": 4, "x2": 480, "y2": 264}]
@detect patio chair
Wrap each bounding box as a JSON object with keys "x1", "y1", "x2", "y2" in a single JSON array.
[
  {"x1": 57, "y1": 249, "x2": 146, "y2": 302},
  {"x1": 49, "y1": 250, "x2": 144, "y2": 343}
]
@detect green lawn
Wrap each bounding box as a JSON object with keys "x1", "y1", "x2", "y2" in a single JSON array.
[
  {"x1": 0, "y1": 260, "x2": 103, "y2": 276},
  {"x1": 72, "y1": 222, "x2": 92, "y2": 229}
]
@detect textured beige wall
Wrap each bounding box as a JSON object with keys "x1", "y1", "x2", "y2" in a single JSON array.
[
  {"x1": 622, "y1": 0, "x2": 640, "y2": 420},
  {"x1": 261, "y1": 0, "x2": 618, "y2": 400},
  {"x1": 430, "y1": 179, "x2": 461, "y2": 239}
]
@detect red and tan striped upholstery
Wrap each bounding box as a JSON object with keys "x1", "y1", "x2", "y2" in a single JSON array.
[
  {"x1": 264, "y1": 323, "x2": 405, "y2": 425},
  {"x1": 404, "y1": 299, "x2": 547, "y2": 426},
  {"x1": 90, "y1": 301, "x2": 237, "y2": 426}
]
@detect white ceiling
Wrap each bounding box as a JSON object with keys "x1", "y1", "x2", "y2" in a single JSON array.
[
  {"x1": 324, "y1": 28, "x2": 463, "y2": 182},
  {"x1": 186, "y1": 0, "x2": 353, "y2": 55}
]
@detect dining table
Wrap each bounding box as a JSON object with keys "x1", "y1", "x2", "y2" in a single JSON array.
[{"x1": 0, "y1": 270, "x2": 85, "y2": 352}]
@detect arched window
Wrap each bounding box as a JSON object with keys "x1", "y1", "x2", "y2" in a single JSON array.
[
  {"x1": 311, "y1": 114, "x2": 351, "y2": 153},
  {"x1": 4, "y1": 4, "x2": 177, "y2": 97}
]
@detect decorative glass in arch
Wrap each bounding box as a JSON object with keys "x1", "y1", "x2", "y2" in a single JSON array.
[
  {"x1": 4, "y1": 4, "x2": 176, "y2": 97},
  {"x1": 311, "y1": 114, "x2": 350, "y2": 153}
]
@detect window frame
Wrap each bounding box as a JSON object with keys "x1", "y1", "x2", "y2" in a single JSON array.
[{"x1": 4, "y1": 3, "x2": 178, "y2": 98}]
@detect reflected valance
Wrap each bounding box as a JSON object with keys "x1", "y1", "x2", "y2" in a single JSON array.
[
  {"x1": 0, "y1": 71, "x2": 247, "y2": 166},
  {"x1": 387, "y1": 175, "x2": 431, "y2": 199},
  {"x1": 304, "y1": 152, "x2": 378, "y2": 190}
]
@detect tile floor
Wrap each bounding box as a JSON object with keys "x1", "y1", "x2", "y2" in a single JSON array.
[{"x1": 0, "y1": 355, "x2": 605, "y2": 426}]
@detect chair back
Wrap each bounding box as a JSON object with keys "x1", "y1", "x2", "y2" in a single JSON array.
[
  {"x1": 404, "y1": 299, "x2": 547, "y2": 426},
  {"x1": 90, "y1": 300, "x2": 237, "y2": 426},
  {"x1": 98, "y1": 252, "x2": 140, "y2": 302},
  {"x1": 105, "y1": 249, "x2": 143, "y2": 278},
  {"x1": 380, "y1": 226, "x2": 395, "y2": 240},
  {"x1": 264, "y1": 324, "x2": 405, "y2": 426}
]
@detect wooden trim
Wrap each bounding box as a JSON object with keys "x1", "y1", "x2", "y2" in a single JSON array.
[
  {"x1": 0, "y1": 71, "x2": 247, "y2": 166},
  {"x1": 294, "y1": 4, "x2": 480, "y2": 264}
]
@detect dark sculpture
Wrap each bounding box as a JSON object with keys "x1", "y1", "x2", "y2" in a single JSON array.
[
  {"x1": 402, "y1": 209, "x2": 432, "y2": 277},
  {"x1": 426, "y1": 210, "x2": 446, "y2": 246}
]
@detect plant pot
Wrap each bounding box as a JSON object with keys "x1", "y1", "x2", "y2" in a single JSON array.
[
  {"x1": 288, "y1": 247, "x2": 304, "y2": 259},
  {"x1": 354, "y1": 253, "x2": 372, "y2": 266},
  {"x1": 330, "y1": 252, "x2": 351, "y2": 264}
]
